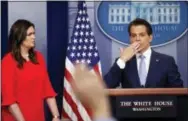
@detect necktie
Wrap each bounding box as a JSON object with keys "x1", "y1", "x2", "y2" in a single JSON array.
[{"x1": 138, "y1": 55, "x2": 147, "y2": 86}]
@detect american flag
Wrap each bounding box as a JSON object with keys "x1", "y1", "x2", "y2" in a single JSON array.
[{"x1": 63, "y1": 1, "x2": 102, "y2": 121}]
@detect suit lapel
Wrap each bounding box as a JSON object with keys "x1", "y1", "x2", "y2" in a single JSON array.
[
  {"x1": 129, "y1": 56, "x2": 141, "y2": 87},
  {"x1": 145, "y1": 51, "x2": 160, "y2": 87}
]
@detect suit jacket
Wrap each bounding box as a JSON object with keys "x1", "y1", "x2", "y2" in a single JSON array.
[{"x1": 104, "y1": 50, "x2": 183, "y2": 88}]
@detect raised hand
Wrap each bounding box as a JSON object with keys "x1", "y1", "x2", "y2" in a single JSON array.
[{"x1": 71, "y1": 64, "x2": 111, "y2": 119}]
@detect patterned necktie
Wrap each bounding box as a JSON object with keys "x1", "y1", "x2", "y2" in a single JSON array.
[{"x1": 138, "y1": 55, "x2": 147, "y2": 86}]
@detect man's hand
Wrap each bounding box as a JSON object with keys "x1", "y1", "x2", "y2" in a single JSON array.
[
  {"x1": 71, "y1": 64, "x2": 111, "y2": 119},
  {"x1": 120, "y1": 42, "x2": 140, "y2": 62}
]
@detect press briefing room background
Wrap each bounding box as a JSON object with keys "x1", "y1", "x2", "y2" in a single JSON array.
[{"x1": 1, "y1": 1, "x2": 188, "y2": 121}]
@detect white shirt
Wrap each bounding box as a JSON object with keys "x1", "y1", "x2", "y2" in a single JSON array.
[{"x1": 116, "y1": 47, "x2": 152, "y2": 85}]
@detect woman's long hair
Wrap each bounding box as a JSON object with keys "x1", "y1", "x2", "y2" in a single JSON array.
[{"x1": 9, "y1": 19, "x2": 38, "y2": 68}]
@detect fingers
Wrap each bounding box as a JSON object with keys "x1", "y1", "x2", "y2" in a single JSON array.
[
  {"x1": 135, "y1": 43, "x2": 140, "y2": 50},
  {"x1": 74, "y1": 64, "x2": 87, "y2": 73},
  {"x1": 119, "y1": 47, "x2": 124, "y2": 55},
  {"x1": 131, "y1": 42, "x2": 140, "y2": 54},
  {"x1": 74, "y1": 64, "x2": 88, "y2": 77},
  {"x1": 72, "y1": 64, "x2": 89, "y2": 96},
  {"x1": 73, "y1": 64, "x2": 87, "y2": 86},
  {"x1": 131, "y1": 42, "x2": 140, "y2": 48},
  {"x1": 73, "y1": 64, "x2": 96, "y2": 84},
  {"x1": 137, "y1": 45, "x2": 143, "y2": 52}
]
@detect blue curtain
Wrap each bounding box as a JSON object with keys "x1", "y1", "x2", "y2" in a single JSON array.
[
  {"x1": 1, "y1": 1, "x2": 8, "y2": 59},
  {"x1": 45, "y1": 1, "x2": 68, "y2": 121}
]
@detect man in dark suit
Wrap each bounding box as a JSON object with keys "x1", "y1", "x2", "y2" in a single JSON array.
[{"x1": 104, "y1": 18, "x2": 183, "y2": 88}]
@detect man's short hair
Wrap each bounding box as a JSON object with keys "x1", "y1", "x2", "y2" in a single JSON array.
[{"x1": 128, "y1": 18, "x2": 153, "y2": 36}]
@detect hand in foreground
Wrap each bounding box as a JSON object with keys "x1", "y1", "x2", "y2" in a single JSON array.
[{"x1": 71, "y1": 64, "x2": 111, "y2": 119}]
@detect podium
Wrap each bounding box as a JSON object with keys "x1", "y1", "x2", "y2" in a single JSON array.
[{"x1": 107, "y1": 88, "x2": 188, "y2": 121}]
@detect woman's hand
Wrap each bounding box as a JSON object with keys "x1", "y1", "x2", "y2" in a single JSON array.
[{"x1": 52, "y1": 117, "x2": 61, "y2": 121}]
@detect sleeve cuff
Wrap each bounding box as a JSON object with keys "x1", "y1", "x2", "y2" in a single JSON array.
[
  {"x1": 43, "y1": 91, "x2": 57, "y2": 99},
  {"x1": 116, "y1": 58, "x2": 126, "y2": 69}
]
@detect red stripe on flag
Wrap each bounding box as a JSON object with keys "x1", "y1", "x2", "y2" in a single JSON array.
[
  {"x1": 81, "y1": 103, "x2": 92, "y2": 118},
  {"x1": 63, "y1": 88, "x2": 83, "y2": 121},
  {"x1": 62, "y1": 108, "x2": 71, "y2": 119},
  {"x1": 93, "y1": 64, "x2": 101, "y2": 77},
  {"x1": 64, "y1": 68, "x2": 73, "y2": 83}
]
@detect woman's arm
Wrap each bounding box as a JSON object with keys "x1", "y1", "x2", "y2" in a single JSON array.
[
  {"x1": 9, "y1": 103, "x2": 25, "y2": 121},
  {"x1": 37, "y1": 52, "x2": 60, "y2": 120},
  {"x1": 46, "y1": 97, "x2": 60, "y2": 121},
  {"x1": 2, "y1": 54, "x2": 25, "y2": 121}
]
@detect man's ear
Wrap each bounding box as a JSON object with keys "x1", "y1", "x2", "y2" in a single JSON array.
[{"x1": 149, "y1": 35, "x2": 153, "y2": 42}]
